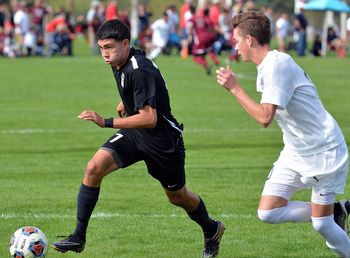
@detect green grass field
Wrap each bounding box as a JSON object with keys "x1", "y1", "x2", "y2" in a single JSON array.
[{"x1": 1, "y1": 39, "x2": 350, "y2": 258}]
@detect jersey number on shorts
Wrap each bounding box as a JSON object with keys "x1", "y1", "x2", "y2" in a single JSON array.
[{"x1": 109, "y1": 133, "x2": 123, "y2": 143}]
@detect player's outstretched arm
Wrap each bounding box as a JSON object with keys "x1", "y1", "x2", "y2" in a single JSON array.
[
  {"x1": 78, "y1": 110, "x2": 105, "y2": 127},
  {"x1": 78, "y1": 105, "x2": 157, "y2": 129},
  {"x1": 216, "y1": 66, "x2": 276, "y2": 128}
]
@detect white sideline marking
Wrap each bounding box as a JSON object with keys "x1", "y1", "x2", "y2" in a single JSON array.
[{"x1": 0, "y1": 212, "x2": 255, "y2": 220}]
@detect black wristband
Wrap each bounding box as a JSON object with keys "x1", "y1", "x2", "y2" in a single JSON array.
[{"x1": 104, "y1": 118, "x2": 114, "y2": 128}]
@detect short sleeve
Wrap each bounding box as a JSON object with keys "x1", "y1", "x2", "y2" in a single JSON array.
[
  {"x1": 131, "y1": 69, "x2": 157, "y2": 111},
  {"x1": 260, "y1": 57, "x2": 294, "y2": 109}
]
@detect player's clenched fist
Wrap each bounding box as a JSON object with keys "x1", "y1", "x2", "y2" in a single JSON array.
[{"x1": 216, "y1": 65, "x2": 238, "y2": 92}]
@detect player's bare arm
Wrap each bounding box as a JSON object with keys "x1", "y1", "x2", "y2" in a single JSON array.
[
  {"x1": 78, "y1": 105, "x2": 157, "y2": 129},
  {"x1": 216, "y1": 66, "x2": 277, "y2": 128}
]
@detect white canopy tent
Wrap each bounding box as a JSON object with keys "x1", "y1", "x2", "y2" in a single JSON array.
[{"x1": 303, "y1": 0, "x2": 350, "y2": 56}]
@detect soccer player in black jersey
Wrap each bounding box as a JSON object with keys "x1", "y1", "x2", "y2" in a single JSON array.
[{"x1": 51, "y1": 19, "x2": 224, "y2": 258}]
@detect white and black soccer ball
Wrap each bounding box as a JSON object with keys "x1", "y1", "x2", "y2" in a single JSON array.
[{"x1": 9, "y1": 226, "x2": 48, "y2": 258}]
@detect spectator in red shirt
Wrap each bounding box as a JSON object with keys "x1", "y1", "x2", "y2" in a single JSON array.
[
  {"x1": 105, "y1": 0, "x2": 118, "y2": 21},
  {"x1": 209, "y1": 0, "x2": 221, "y2": 26}
]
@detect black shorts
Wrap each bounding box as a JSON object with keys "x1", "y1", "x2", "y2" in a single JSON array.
[{"x1": 101, "y1": 126, "x2": 186, "y2": 191}]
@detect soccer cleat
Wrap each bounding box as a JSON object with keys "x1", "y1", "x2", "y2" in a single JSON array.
[
  {"x1": 51, "y1": 235, "x2": 85, "y2": 253},
  {"x1": 334, "y1": 200, "x2": 350, "y2": 234},
  {"x1": 202, "y1": 221, "x2": 225, "y2": 258}
]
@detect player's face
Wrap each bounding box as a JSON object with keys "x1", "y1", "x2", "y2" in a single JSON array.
[
  {"x1": 233, "y1": 28, "x2": 251, "y2": 62},
  {"x1": 98, "y1": 38, "x2": 130, "y2": 68}
]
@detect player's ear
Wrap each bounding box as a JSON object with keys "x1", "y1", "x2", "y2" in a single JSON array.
[
  {"x1": 246, "y1": 34, "x2": 256, "y2": 47},
  {"x1": 122, "y1": 38, "x2": 129, "y2": 47}
]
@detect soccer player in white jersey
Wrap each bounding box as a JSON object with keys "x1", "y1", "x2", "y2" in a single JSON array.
[{"x1": 216, "y1": 11, "x2": 350, "y2": 257}]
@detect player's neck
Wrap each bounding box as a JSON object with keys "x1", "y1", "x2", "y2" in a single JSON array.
[
  {"x1": 252, "y1": 45, "x2": 271, "y2": 66},
  {"x1": 115, "y1": 47, "x2": 131, "y2": 70}
]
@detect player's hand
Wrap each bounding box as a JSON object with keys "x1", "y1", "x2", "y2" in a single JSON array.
[
  {"x1": 216, "y1": 65, "x2": 238, "y2": 91},
  {"x1": 78, "y1": 110, "x2": 105, "y2": 127},
  {"x1": 116, "y1": 102, "x2": 126, "y2": 117}
]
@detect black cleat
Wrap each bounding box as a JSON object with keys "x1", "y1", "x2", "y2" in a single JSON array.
[
  {"x1": 51, "y1": 235, "x2": 85, "y2": 253},
  {"x1": 334, "y1": 200, "x2": 350, "y2": 234},
  {"x1": 202, "y1": 221, "x2": 225, "y2": 258},
  {"x1": 206, "y1": 66, "x2": 212, "y2": 76}
]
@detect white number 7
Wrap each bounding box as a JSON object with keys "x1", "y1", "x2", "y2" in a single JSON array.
[{"x1": 109, "y1": 133, "x2": 123, "y2": 143}]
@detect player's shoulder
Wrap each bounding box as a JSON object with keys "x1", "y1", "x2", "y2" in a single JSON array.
[
  {"x1": 126, "y1": 48, "x2": 153, "y2": 71},
  {"x1": 268, "y1": 50, "x2": 295, "y2": 69}
]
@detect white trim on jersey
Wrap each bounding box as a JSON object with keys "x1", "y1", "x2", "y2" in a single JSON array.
[
  {"x1": 130, "y1": 56, "x2": 139, "y2": 69},
  {"x1": 163, "y1": 116, "x2": 183, "y2": 134}
]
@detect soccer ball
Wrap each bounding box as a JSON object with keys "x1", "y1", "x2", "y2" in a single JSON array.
[{"x1": 9, "y1": 226, "x2": 48, "y2": 258}]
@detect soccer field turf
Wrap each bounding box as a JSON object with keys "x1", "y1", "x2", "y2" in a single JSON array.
[{"x1": 1, "y1": 44, "x2": 349, "y2": 257}]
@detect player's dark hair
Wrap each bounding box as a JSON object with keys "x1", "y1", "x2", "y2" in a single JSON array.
[
  {"x1": 96, "y1": 19, "x2": 131, "y2": 41},
  {"x1": 232, "y1": 11, "x2": 271, "y2": 45}
]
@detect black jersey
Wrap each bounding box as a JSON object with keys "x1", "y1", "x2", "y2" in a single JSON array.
[{"x1": 111, "y1": 47, "x2": 182, "y2": 134}]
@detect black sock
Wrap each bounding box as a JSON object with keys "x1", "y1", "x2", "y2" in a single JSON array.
[
  {"x1": 72, "y1": 184, "x2": 100, "y2": 240},
  {"x1": 187, "y1": 196, "x2": 217, "y2": 237}
]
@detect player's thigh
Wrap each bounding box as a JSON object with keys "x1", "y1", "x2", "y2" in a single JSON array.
[
  {"x1": 260, "y1": 165, "x2": 305, "y2": 210},
  {"x1": 101, "y1": 130, "x2": 143, "y2": 169},
  {"x1": 259, "y1": 183, "x2": 301, "y2": 210},
  {"x1": 303, "y1": 143, "x2": 349, "y2": 204},
  {"x1": 88, "y1": 149, "x2": 119, "y2": 175},
  {"x1": 144, "y1": 131, "x2": 186, "y2": 192}
]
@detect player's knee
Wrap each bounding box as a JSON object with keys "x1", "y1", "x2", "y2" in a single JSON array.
[
  {"x1": 257, "y1": 209, "x2": 281, "y2": 224},
  {"x1": 311, "y1": 216, "x2": 329, "y2": 233},
  {"x1": 85, "y1": 160, "x2": 104, "y2": 181},
  {"x1": 167, "y1": 194, "x2": 183, "y2": 206}
]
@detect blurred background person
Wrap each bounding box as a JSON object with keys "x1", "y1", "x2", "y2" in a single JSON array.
[
  {"x1": 118, "y1": 6, "x2": 130, "y2": 29},
  {"x1": 86, "y1": 0, "x2": 104, "y2": 55},
  {"x1": 45, "y1": 11, "x2": 66, "y2": 56},
  {"x1": 293, "y1": 7, "x2": 308, "y2": 56},
  {"x1": 311, "y1": 34, "x2": 322, "y2": 57},
  {"x1": 0, "y1": 3, "x2": 6, "y2": 29},
  {"x1": 147, "y1": 11, "x2": 170, "y2": 60},
  {"x1": 4, "y1": 29, "x2": 19, "y2": 58},
  {"x1": 75, "y1": 14, "x2": 88, "y2": 40},
  {"x1": 275, "y1": 12, "x2": 290, "y2": 52},
  {"x1": 214, "y1": 6, "x2": 232, "y2": 55},
  {"x1": 188, "y1": 5, "x2": 219, "y2": 75},
  {"x1": 242, "y1": 0, "x2": 256, "y2": 12},
  {"x1": 327, "y1": 26, "x2": 347, "y2": 59},
  {"x1": 137, "y1": 3, "x2": 151, "y2": 42},
  {"x1": 179, "y1": 0, "x2": 192, "y2": 59},
  {"x1": 165, "y1": 4, "x2": 181, "y2": 56},
  {"x1": 232, "y1": 0, "x2": 243, "y2": 16},
  {"x1": 51, "y1": 23, "x2": 71, "y2": 56},
  {"x1": 0, "y1": 26, "x2": 5, "y2": 56},
  {"x1": 23, "y1": 25, "x2": 36, "y2": 56},
  {"x1": 13, "y1": 1, "x2": 29, "y2": 55},
  {"x1": 105, "y1": 0, "x2": 118, "y2": 21},
  {"x1": 30, "y1": 0, "x2": 49, "y2": 36}
]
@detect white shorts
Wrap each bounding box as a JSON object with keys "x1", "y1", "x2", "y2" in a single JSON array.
[{"x1": 262, "y1": 142, "x2": 349, "y2": 205}]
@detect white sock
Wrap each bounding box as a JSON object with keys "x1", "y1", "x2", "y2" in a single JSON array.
[
  {"x1": 312, "y1": 215, "x2": 350, "y2": 258},
  {"x1": 258, "y1": 201, "x2": 311, "y2": 224}
]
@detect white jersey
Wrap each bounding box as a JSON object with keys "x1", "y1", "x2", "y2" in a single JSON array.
[
  {"x1": 275, "y1": 17, "x2": 289, "y2": 38},
  {"x1": 151, "y1": 18, "x2": 170, "y2": 48},
  {"x1": 256, "y1": 50, "x2": 345, "y2": 155}
]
